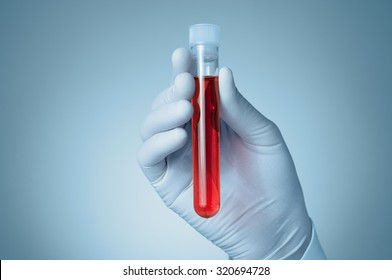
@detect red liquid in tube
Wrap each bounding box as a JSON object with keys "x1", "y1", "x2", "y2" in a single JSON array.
[{"x1": 192, "y1": 76, "x2": 220, "y2": 218}]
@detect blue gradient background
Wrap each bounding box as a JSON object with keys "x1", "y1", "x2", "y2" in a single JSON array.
[{"x1": 1, "y1": 0, "x2": 391, "y2": 259}]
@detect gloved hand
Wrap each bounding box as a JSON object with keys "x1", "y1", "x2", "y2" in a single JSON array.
[{"x1": 138, "y1": 48, "x2": 312, "y2": 259}]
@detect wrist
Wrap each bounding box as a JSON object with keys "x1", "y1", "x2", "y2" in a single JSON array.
[
  {"x1": 301, "y1": 219, "x2": 327, "y2": 259},
  {"x1": 278, "y1": 216, "x2": 313, "y2": 260}
]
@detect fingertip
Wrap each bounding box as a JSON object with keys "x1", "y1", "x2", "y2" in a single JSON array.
[
  {"x1": 172, "y1": 127, "x2": 188, "y2": 147},
  {"x1": 172, "y1": 48, "x2": 190, "y2": 63},
  {"x1": 174, "y1": 72, "x2": 195, "y2": 100},
  {"x1": 176, "y1": 99, "x2": 194, "y2": 119},
  {"x1": 137, "y1": 127, "x2": 188, "y2": 168},
  {"x1": 219, "y1": 67, "x2": 233, "y2": 80},
  {"x1": 141, "y1": 99, "x2": 193, "y2": 141},
  {"x1": 176, "y1": 72, "x2": 194, "y2": 83},
  {"x1": 172, "y1": 48, "x2": 192, "y2": 76},
  {"x1": 219, "y1": 67, "x2": 237, "y2": 104}
]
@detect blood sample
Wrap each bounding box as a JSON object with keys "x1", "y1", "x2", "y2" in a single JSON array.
[{"x1": 189, "y1": 24, "x2": 221, "y2": 218}]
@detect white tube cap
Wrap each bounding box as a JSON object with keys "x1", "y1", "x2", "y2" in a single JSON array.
[{"x1": 189, "y1": 23, "x2": 220, "y2": 47}]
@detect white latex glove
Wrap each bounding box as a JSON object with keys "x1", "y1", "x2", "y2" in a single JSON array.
[{"x1": 138, "y1": 48, "x2": 314, "y2": 259}]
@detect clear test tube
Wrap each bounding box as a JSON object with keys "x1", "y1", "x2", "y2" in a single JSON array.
[{"x1": 189, "y1": 24, "x2": 220, "y2": 218}]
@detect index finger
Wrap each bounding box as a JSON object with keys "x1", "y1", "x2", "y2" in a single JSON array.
[{"x1": 171, "y1": 48, "x2": 192, "y2": 80}]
